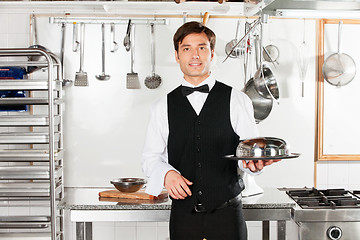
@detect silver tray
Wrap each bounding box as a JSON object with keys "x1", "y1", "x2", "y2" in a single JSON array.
[{"x1": 223, "y1": 153, "x2": 300, "y2": 161}]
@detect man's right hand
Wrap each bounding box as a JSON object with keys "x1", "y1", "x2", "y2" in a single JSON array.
[{"x1": 164, "y1": 170, "x2": 193, "y2": 200}]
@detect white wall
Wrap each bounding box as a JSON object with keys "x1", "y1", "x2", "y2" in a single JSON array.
[
  {"x1": 33, "y1": 16, "x2": 317, "y2": 189},
  {"x1": 2, "y1": 4, "x2": 360, "y2": 240}
]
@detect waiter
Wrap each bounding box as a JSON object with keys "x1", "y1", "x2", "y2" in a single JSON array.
[{"x1": 142, "y1": 21, "x2": 279, "y2": 240}]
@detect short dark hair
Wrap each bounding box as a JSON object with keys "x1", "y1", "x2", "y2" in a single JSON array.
[{"x1": 173, "y1": 21, "x2": 216, "y2": 52}]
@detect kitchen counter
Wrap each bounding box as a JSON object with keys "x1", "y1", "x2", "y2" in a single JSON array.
[
  {"x1": 59, "y1": 187, "x2": 295, "y2": 210},
  {"x1": 59, "y1": 187, "x2": 295, "y2": 240}
]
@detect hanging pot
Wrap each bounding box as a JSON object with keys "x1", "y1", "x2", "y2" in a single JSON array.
[
  {"x1": 27, "y1": 15, "x2": 51, "y2": 73},
  {"x1": 244, "y1": 78, "x2": 273, "y2": 123},
  {"x1": 253, "y1": 63, "x2": 279, "y2": 100},
  {"x1": 253, "y1": 21, "x2": 279, "y2": 100}
]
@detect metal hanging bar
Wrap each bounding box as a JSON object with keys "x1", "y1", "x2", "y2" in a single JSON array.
[{"x1": 49, "y1": 17, "x2": 168, "y2": 25}]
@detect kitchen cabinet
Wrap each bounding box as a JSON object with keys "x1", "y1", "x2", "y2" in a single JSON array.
[{"x1": 0, "y1": 48, "x2": 65, "y2": 240}]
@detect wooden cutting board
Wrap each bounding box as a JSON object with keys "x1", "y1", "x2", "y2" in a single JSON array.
[{"x1": 99, "y1": 189, "x2": 168, "y2": 200}]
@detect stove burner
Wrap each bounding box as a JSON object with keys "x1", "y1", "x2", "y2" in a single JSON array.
[{"x1": 286, "y1": 187, "x2": 360, "y2": 209}]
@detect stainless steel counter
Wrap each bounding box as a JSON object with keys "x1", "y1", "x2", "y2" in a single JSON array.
[{"x1": 59, "y1": 187, "x2": 295, "y2": 240}]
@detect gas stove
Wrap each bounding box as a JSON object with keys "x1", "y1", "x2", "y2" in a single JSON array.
[
  {"x1": 286, "y1": 187, "x2": 360, "y2": 209},
  {"x1": 280, "y1": 187, "x2": 360, "y2": 240}
]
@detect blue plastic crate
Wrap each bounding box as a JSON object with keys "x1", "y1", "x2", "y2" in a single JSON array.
[{"x1": 0, "y1": 67, "x2": 27, "y2": 112}]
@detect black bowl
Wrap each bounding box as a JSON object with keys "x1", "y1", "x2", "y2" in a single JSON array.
[{"x1": 110, "y1": 178, "x2": 146, "y2": 193}]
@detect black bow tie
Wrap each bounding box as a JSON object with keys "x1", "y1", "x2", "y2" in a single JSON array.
[{"x1": 181, "y1": 84, "x2": 210, "y2": 96}]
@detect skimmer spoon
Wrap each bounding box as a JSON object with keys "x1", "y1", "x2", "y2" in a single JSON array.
[{"x1": 144, "y1": 23, "x2": 161, "y2": 89}]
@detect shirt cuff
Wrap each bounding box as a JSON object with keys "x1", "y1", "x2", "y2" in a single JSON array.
[
  {"x1": 238, "y1": 161, "x2": 263, "y2": 175},
  {"x1": 145, "y1": 163, "x2": 178, "y2": 196}
]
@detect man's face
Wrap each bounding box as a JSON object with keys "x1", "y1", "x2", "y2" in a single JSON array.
[{"x1": 175, "y1": 32, "x2": 214, "y2": 83}]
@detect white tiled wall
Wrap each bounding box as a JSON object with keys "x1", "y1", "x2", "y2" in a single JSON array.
[{"x1": 316, "y1": 161, "x2": 360, "y2": 190}]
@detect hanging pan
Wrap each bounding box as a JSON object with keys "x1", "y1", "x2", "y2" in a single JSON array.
[
  {"x1": 27, "y1": 15, "x2": 51, "y2": 73},
  {"x1": 244, "y1": 78, "x2": 273, "y2": 123},
  {"x1": 253, "y1": 21, "x2": 279, "y2": 100},
  {"x1": 322, "y1": 21, "x2": 356, "y2": 87},
  {"x1": 225, "y1": 19, "x2": 244, "y2": 58}
]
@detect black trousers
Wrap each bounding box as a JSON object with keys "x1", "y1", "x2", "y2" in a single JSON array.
[{"x1": 169, "y1": 201, "x2": 247, "y2": 240}]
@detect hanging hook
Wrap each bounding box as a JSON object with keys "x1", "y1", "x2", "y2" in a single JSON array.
[
  {"x1": 183, "y1": 12, "x2": 187, "y2": 24},
  {"x1": 202, "y1": 12, "x2": 210, "y2": 26}
]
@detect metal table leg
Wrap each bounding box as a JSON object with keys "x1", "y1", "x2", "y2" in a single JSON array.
[
  {"x1": 85, "y1": 222, "x2": 93, "y2": 240},
  {"x1": 76, "y1": 222, "x2": 93, "y2": 240},
  {"x1": 277, "y1": 220, "x2": 286, "y2": 240},
  {"x1": 262, "y1": 221, "x2": 270, "y2": 240},
  {"x1": 76, "y1": 222, "x2": 84, "y2": 240}
]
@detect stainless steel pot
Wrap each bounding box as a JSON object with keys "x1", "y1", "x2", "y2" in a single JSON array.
[
  {"x1": 244, "y1": 78, "x2": 273, "y2": 123},
  {"x1": 253, "y1": 63, "x2": 279, "y2": 100},
  {"x1": 253, "y1": 22, "x2": 279, "y2": 100}
]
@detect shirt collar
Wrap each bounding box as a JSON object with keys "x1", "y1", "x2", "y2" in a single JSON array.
[{"x1": 181, "y1": 73, "x2": 216, "y2": 91}]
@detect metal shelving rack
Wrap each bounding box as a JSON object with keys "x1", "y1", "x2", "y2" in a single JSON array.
[{"x1": 0, "y1": 48, "x2": 64, "y2": 240}]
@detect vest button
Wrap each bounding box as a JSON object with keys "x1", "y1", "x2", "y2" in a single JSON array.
[
  {"x1": 196, "y1": 135, "x2": 201, "y2": 140},
  {"x1": 198, "y1": 190, "x2": 203, "y2": 196},
  {"x1": 198, "y1": 162, "x2": 202, "y2": 168},
  {"x1": 197, "y1": 120, "x2": 201, "y2": 125},
  {"x1": 197, "y1": 148, "x2": 201, "y2": 152}
]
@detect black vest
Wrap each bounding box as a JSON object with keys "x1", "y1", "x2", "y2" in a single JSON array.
[{"x1": 167, "y1": 81, "x2": 244, "y2": 212}]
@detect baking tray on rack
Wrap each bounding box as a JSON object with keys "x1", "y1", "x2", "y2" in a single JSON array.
[
  {"x1": 0, "y1": 149, "x2": 63, "y2": 161},
  {"x1": 0, "y1": 132, "x2": 60, "y2": 144},
  {"x1": 0, "y1": 166, "x2": 62, "y2": 180},
  {"x1": 0, "y1": 115, "x2": 61, "y2": 126},
  {"x1": 0, "y1": 79, "x2": 60, "y2": 91}
]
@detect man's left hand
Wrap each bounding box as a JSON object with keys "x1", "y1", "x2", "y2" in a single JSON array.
[{"x1": 242, "y1": 159, "x2": 281, "y2": 172}]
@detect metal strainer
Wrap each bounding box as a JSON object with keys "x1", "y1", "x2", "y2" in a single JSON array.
[
  {"x1": 144, "y1": 23, "x2": 162, "y2": 89},
  {"x1": 322, "y1": 21, "x2": 356, "y2": 87}
]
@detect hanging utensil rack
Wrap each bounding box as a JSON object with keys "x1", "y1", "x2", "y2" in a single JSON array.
[
  {"x1": 0, "y1": 48, "x2": 64, "y2": 240},
  {"x1": 50, "y1": 17, "x2": 168, "y2": 25},
  {"x1": 223, "y1": 16, "x2": 261, "y2": 63}
]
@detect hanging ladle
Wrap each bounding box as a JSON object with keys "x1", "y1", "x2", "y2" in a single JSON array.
[
  {"x1": 96, "y1": 23, "x2": 110, "y2": 81},
  {"x1": 60, "y1": 23, "x2": 73, "y2": 87}
]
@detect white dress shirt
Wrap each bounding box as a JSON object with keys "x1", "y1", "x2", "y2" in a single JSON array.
[{"x1": 142, "y1": 74, "x2": 260, "y2": 196}]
